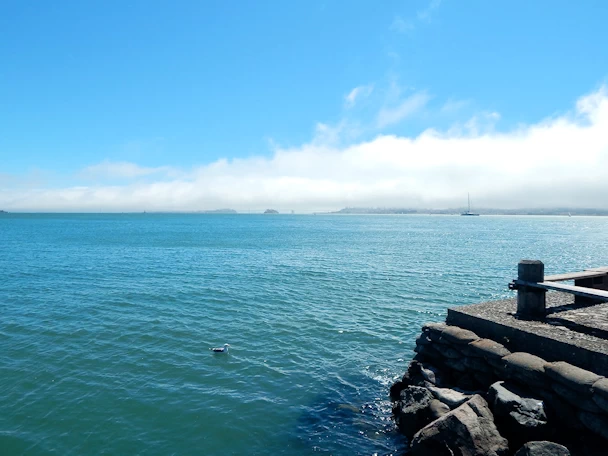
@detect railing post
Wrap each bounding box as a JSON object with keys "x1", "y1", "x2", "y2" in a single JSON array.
[{"x1": 516, "y1": 260, "x2": 546, "y2": 318}]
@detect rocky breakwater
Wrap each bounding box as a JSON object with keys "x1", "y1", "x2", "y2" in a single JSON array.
[{"x1": 390, "y1": 323, "x2": 608, "y2": 455}]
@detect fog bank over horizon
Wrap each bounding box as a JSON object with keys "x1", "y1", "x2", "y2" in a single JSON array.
[{"x1": 2, "y1": 86, "x2": 608, "y2": 213}]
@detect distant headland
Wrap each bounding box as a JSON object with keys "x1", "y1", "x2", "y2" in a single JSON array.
[{"x1": 264, "y1": 209, "x2": 279, "y2": 214}]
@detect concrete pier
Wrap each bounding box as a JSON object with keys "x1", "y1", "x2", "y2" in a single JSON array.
[
  {"x1": 447, "y1": 293, "x2": 608, "y2": 376},
  {"x1": 391, "y1": 261, "x2": 608, "y2": 454}
]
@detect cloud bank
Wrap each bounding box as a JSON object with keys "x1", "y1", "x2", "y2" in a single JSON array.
[{"x1": 2, "y1": 87, "x2": 608, "y2": 212}]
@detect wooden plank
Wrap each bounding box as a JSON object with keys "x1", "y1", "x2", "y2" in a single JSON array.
[
  {"x1": 544, "y1": 270, "x2": 608, "y2": 282},
  {"x1": 514, "y1": 280, "x2": 608, "y2": 300}
]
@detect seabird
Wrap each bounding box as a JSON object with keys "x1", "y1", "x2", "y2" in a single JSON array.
[{"x1": 210, "y1": 343, "x2": 230, "y2": 353}]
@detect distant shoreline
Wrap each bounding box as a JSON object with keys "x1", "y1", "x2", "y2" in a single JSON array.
[
  {"x1": 317, "y1": 207, "x2": 608, "y2": 216},
  {"x1": 2, "y1": 209, "x2": 608, "y2": 216}
]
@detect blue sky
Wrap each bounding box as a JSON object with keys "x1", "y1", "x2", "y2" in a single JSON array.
[{"x1": 1, "y1": 0, "x2": 608, "y2": 211}]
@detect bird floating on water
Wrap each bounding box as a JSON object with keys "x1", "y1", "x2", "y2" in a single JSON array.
[{"x1": 210, "y1": 343, "x2": 230, "y2": 353}]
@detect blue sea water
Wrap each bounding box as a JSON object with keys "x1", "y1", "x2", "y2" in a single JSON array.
[{"x1": 1, "y1": 213, "x2": 608, "y2": 455}]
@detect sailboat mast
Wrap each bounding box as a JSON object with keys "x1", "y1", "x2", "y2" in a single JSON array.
[{"x1": 468, "y1": 193, "x2": 471, "y2": 212}]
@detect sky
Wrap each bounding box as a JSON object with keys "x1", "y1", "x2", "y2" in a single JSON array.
[{"x1": 1, "y1": 0, "x2": 608, "y2": 212}]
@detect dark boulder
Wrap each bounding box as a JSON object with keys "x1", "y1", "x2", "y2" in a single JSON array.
[
  {"x1": 403, "y1": 360, "x2": 448, "y2": 388},
  {"x1": 415, "y1": 334, "x2": 432, "y2": 346},
  {"x1": 392, "y1": 386, "x2": 435, "y2": 439},
  {"x1": 513, "y1": 441, "x2": 570, "y2": 456},
  {"x1": 487, "y1": 381, "x2": 550, "y2": 450},
  {"x1": 402, "y1": 360, "x2": 430, "y2": 387},
  {"x1": 389, "y1": 379, "x2": 406, "y2": 401},
  {"x1": 409, "y1": 394, "x2": 509, "y2": 456}
]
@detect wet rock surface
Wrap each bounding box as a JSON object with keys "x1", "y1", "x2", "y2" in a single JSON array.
[
  {"x1": 409, "y1": 395, "x2": 509, "y2": 456},
  {"x1": 487, "y1": 381, "x2": 549, "y2": 450},
  {"x1": 513, "y1": 440, "x2": 571, "y2": 456},
  {"x1": 392, "y1": 386, "x2": 435, "y2": 439}
]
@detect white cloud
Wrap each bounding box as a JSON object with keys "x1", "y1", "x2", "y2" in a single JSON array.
[
  {"x1": 391, "y1": 0, "x2": 441, "y2": 33},
  {"x1": 344, "y1": 84, "x2": 374, "y2": 108},
  {"x1": 2, "y1": 87, "x2": 608, "y2": 212},
  {"x1": 440, "y1": 98, "x2": 471, "y2": 114},
  {"x1": 417, "y1": 0, "x2": 442, "y2": 23},
  {"x1": 390, "y1": 16, "x2": 414, "y2": 33},
  {"x1": 376, "y1": 91, "x2": 431, "y2": 128}
]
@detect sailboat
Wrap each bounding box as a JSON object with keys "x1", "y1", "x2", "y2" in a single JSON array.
[{"x1": 461, "y1": 193, "x2": 480, "y2": 216}]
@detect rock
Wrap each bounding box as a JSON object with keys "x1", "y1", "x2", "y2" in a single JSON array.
[
  {"x1": 429, "y1": 399, "x2": 451, "y2": 419},
  {"x1": 403, "y1": 360, "x2": 441, "y2": 387},
  {"x1": 538, "y1": 390, "x2": 585, "y2": 432},
  {"x1": 444, "y1": 357, "x2": 467, "y2": 372},
  {"x1": 473, "y1": 371, "x2": 497, "y2": 390},
  {"x1": 453, "y1": 372, "x2": 480, "y2": 391},
  {"x1": 551, "y1": 382, "x2": 602, "y2": 413},
  {"x1": 422, "y1": 322, "x2": 446, "y2": 332},
  {"x1": 409, "y1": 395, "x2": 509, "y2": 456},
  {"x1": 428, "y1": 386, "x2": 472, "y2": 409},
  {"x1": 441, "y1": 346, "x2": 464, "y2": 359},
  {"x1": 592, "y1": 377, "x2": 608, "y2": 398},
  {"x1": 423, "y1": 322, "x2": 446, "y2": 341},
  {"x1": 487, "y1": 381, "x2": 549, "y2": 449},
  {"x1": 392, "y1": 386, "x2": 435, "y2": 439},
  {"x1": 404, "y1": 360, "x2": 424, "y2": 383},
  {"x1": 439, "y1": 326, "x2": 480, "y2": 345},
  {"x1": 592, "y1": 378, "x2": 608, "y2": 413},
  {"x1": 414, "y1": 344, "x2": 443, "y2": 361},
  {"x1": 390, "y1": 380, "x2": 406, "y2": 401},
  {"x1": 578, "y1": 410, "x2": 608, "y2": 441},
  {"x1": 545, "y1": 361, "x2": 602, "y2": 395},
  {"x1": 415, "y1": 334, "x2": 432, "y2": 346},
  {"x1": 502, "y1": 353, "x2": 547, "y2": 387},
  {"x1": 464, "y1": 356, "x2": 494, "y2": 373},
  {"x1": 592, "y1": 391, "x2": 608, "y2": 414},
  {"x1": 420, "y1": 363, "x2": 445, "y2": 386},
  {"x1": 466, "y1": 339, "x2": 511, "y2": 360},
  {"x1": 487, "y1": 357, "x2": 507, "y2": 371},
  {"x1": 514, "y1": 441, "x2": 571, "y2": 456}
]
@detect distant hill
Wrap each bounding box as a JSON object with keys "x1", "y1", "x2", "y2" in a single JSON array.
[
  {"x1": 324, "y1": 207, "x2": 608, "y2": 216},
  {"x1": 264, "y1": 209, "x2": 279, "y2": 214},
  {"x1": 332, "y1": 207, "x2": 418, "y2": 214}
]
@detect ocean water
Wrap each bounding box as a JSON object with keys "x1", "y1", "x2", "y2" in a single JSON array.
[{"x1": 2, "y1": 214, "x2": 608, "y2": 455}]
